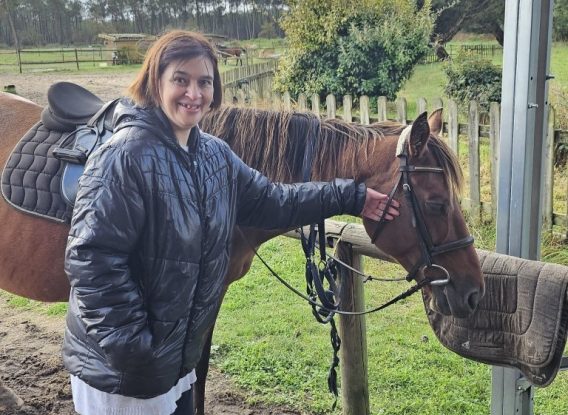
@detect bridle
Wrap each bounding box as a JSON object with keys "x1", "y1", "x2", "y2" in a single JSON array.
[{"x1": 370, "y1": 125, "x2": 474, "y2": 286}]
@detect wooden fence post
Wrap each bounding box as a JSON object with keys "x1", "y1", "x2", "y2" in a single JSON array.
[
  {"x1": 489, "y1": 102, "x2": 500, "y2": 219},
  {"x1": 327, "y1": 94, "x2": 336, "y2": 119},
  {"x1": 377, "y1": 96, "x2": 387, "y2": 122},
  {"x1": 74, "y1": 49, "x2": 79, "y2": 70},
  {"x1": 468, "y1": 100, "x2": 481, "y2": 221},
  {"x1": 396, "y1": 98, "x2": 407, "y2": 125},
  {"x1": 432, "y1": 97, "x2": 444, "y2": 111},
  {"x1": 311, "y1": 94, "x2": 320, "y2": 117},
  {"x1": 272, "y1": 93, "x2": 282, "y2": 111},
  {"x1": 283, "y1": 91, "x2": 292, "y2": 112},
  {"x1": 298, "y1": 94, "x2": 307, "y2": 111},
  {"x1": 447, "y1": 99, "x2": 459, "y2": 156},
  {"x1": 417, "y1": 97, "x2": 427, "y2": 116},
  {"x1": 17, "y1": 49, "x2": 22, "y2": 74},
  {"x1": 360, "y1": 96, "x2": 370, "y2": 125},
  {"x1": 543, "y1": 106, "x2": 555, "y2": 230},
  {"x1": 343, "y1": 95, "x2": 353, "y2": 122},
  {"x1": 336, "y1": 241, "x2": 370, "y2": 415}
]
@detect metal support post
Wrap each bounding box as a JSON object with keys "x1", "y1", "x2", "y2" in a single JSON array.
[{"x1": 492, "y1": 0, "x2": 554, "y2": 414}]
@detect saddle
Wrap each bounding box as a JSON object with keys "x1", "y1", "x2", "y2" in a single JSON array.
[
  {"x1": 1, "y1": 82, "x2": 117, "y2": 223},
  {"x1": 424, "y1": 249, "x2": 568, "y2": 387}
]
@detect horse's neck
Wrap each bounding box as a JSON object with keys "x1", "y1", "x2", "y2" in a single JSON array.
[{"x1": 309, "y1": 135, "x2": 398, "y2": 193}]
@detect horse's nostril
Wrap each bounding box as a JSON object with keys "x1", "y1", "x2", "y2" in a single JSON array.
[{"x1": 467, "y1": 291, "x2": 480, "y2": 311}]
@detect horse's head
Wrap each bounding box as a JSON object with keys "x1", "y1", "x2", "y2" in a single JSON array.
[{"x1": 362, "y1": 110, "x2": 484, "y2": 318}]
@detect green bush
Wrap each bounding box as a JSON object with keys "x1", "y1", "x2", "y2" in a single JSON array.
[
  {"x1": 443, "y1": 52, "x2": 502, "y2": 110},
  {"x1": 554, "y1": 0, "x2": 568, "y2": 40},
  {"x1": 274, "y1": 0, "x2": 434, "y2": 101}
]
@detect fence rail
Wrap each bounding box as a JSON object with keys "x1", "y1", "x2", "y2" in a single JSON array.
[
  {"x1": 423, "y1": 43, "x2": 503, "y2": 63},
  {"x1": 0, "y1": 47, "x2": 122, "y2": 72}
]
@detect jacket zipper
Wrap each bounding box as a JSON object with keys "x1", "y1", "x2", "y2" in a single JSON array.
[{"x1": 179, "y1": 151, "x2": 207, "y2": 376}]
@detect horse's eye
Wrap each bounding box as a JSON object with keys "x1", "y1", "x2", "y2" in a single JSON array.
[{"x1": 425, "y1": 201, "x2": 447, "y2": 216}]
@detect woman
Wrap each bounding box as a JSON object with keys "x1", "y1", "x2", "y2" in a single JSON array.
[{"x1": 62, "y1": 30, "x2": 399, "y2": 415}]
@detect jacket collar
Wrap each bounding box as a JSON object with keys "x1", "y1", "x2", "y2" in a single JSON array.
[
  {"x1": 152, "y1": 107, "x2": 201, "y2": 154},
  {"x1": 113, "y1": 100, "x2": 202, "y2": 155}
]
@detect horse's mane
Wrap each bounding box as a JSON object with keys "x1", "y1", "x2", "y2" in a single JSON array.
[
  {"x1": 200, "y1": 106, "x2": 463, "y2": 193},
  {"x1": 201, "y1": 106, "x2": 382, "y2": 182}
]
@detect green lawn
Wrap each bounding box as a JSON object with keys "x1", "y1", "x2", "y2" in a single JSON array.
[
  {"x1": 398, "y1": 41, "x2": 568, "y2": 121},
  {"x1": 211, "y1": 236, "x2": 568, "y2": 414},
  {"x1": 2, "y1": 39, "x2": 568, "y2": 414}
]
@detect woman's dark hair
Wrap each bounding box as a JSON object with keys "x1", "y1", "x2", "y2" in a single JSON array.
[{"x1": 128, "y1": 30, "x2": 222, "y2": 109}]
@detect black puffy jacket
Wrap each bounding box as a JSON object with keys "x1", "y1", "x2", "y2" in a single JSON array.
[{"x1": 62, "y1": 103, "x2": 366, "y2": 398}]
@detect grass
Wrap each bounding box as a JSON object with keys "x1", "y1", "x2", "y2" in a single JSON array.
[
  {"x1": 214, "y1": 40, "x2": 568, "y2": 413},
  {"x1": 2, "y1": 38, "x2": 568, "y2": 413},
  {"x1": 1, "y1": 292, "x2": 67, "y2": 316},
  {"x1": 212, "y1": 235, "x2": 568, "y2": 414}
]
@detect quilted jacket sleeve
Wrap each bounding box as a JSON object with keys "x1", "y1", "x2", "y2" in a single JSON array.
[
  {"x1": 232, "y1": 151, "x2": 366, "y2": 229},
  {"x1": 65, "y1": 143, "x2": 151, "y2": 372}
]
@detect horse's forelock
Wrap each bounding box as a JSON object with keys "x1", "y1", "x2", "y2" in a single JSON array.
[{"x1": 429, "y1": 134, "x2": 463, "y2": 197}]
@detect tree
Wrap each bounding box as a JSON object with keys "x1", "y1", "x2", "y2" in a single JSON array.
[
  {"x1": 274, "y1": 0, "x2": 434, "y2": 100},
  {"x1": 0, "y1": 0, "x2": 20, "y2": 49}
]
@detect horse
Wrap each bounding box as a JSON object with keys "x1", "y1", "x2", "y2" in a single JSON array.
[
  {"x1": 217, "y1": 44, "x2": 246, "y2": 66},
  {"x1": 0, "y1": 92, "x2": 484, "y2": 414}
]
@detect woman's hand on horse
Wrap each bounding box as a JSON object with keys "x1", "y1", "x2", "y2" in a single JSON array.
[{"x1": 360, "y1": 188, "x2": 400, "y2": 222}]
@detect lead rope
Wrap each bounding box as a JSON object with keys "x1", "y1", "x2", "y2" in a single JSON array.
[{"x1": 297, "y1": 116, "x2": 341, "y2": 408}]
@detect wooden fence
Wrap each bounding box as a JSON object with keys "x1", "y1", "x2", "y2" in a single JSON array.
[
  {"x1": 423, "y1": 43, "x2": 503, "y2": 63},
  {"x1": 0, "y1": 47, "x2": 119, "y2": 73},
  {"x1": 221, "y1": 60, "x2": 277, "y2": 105},
  {"x1": 229, "y1": 91, "x2": 568, "y2": 235}
]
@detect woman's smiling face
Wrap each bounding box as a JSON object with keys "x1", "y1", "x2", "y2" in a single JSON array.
[{"x1": 159, "y1": 56, "x2": 214, "y2": 145}]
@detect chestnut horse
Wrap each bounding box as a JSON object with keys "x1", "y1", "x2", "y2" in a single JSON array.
[{"x1": 0, "y1": 92, "x2": 484, "y2": 414}]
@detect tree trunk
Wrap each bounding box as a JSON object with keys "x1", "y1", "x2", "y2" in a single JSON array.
[
  {"x1": 491, "y1": 22, "x2": 504, "y2": 46},
  {"x1": 1, "y1": 0, "x2": 20, "y2": 49}
]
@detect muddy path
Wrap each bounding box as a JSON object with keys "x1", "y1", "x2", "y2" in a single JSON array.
[{"x1": 0, "y1": 296, "x2": 301, "y2": 415}]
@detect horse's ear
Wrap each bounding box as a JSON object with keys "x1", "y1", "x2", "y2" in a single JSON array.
[
  {"x1": 408, "y1": 112, "x2": 430, "y2": 158},
  {"x1": 428, "y1": 108, "x2": 443, "y2": 136}
]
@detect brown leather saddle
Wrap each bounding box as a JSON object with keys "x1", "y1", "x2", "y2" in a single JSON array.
[
  {"x1": 1, "y1": 82, "x2": 118, "y2": 223},
  {"x1": 424, "y1": 249, "x2": 568, "y2": 387}
]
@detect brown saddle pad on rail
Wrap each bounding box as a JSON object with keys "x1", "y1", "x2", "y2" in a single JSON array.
[{"x1": 424, "y1": 249, "x2": 568, "y2": 387}]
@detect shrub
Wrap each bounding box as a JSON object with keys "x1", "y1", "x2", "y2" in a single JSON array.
[
  {"x1": 554, "y1": 0, "x2": 568, "y2": 41},
  {"x1": 443, "y1": 51, "x2": 502, "y2": 111},
  {"x1": 274, "y1": 0, "x2": 434, "y2": 101}
]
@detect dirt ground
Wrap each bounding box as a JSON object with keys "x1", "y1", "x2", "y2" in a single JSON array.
[
  {"x1": 0, "y1": 296, "x2": 303, "y2": 415},
  {"x1": 0, "y1": 71, "x2": 301, "y2": 415},
  {"x1": 0, "y1": 72, "x2": 136, "y2": 107}
]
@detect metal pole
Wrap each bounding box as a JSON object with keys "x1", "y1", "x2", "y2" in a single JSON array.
[{"x1": 492, "y1": 0, "x2": 554, "y2": 414}]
